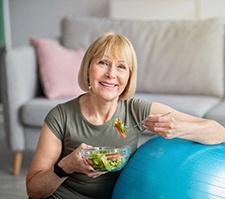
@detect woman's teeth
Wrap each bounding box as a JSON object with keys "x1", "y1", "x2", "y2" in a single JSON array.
[{"x1": 100, "y1": 82, "x2": 116, "y2": 87}]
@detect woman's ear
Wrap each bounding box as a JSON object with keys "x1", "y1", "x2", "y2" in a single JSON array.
[{"x1": 87, "y1": 78, "x2": 91, "y2": 90}]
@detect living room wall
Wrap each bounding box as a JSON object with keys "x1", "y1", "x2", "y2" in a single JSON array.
[
  {"x1": 0, "y1": 0, "x2": 5, "y2": 45},
  {"x1": 5, "y1": 0, "x2": 110, "y2": 48},
  {"x1": 5, "y1": 0, "x2": 225, "y2": 49}
]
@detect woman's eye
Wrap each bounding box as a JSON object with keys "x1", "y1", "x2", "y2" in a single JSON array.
[
  {"x1": 99, "y1": 61, "x2": 108, "y2": 66},
  {"x1": 118, "y1": 65, "x2": 126, "y2": 70}
]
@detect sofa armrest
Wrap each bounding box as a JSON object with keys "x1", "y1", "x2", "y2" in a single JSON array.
[{"x1": 2, "y1": 45, "x2": 41, "y2": 151}]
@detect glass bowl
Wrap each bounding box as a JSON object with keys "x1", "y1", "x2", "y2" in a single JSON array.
[{"x1": 81, "y1": 145, "x2": 131, "y2": 172}]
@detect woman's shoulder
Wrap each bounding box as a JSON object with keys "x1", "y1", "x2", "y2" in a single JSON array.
[
  {"x1": 118, "y1": 97, "x2": 152, "y2": 115},
  {"x1": 56, "y1": 97, "x2": 79, "y2": 109},
  {"x1": 120, "y1": 97, "x2": 151, "y2": 106},
  {"x1": 47, "y1": 97, "x2": 79, "y2": 116}
]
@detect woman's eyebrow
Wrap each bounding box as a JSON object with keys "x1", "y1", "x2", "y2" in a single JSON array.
[
  {"x1": 102, "y1": 55, "x2": 128, "y2": 64},
  {"x1": 118, "y1": 60, "x2": 127, "y2": 63},
  {"x1": 117, "y1": 60, "x2": 128, "y2": 65}
]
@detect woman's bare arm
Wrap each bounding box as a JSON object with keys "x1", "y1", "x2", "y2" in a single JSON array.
[
  {"x1": 143, "y1": 102, "x2": 225, "y2": 144},
  {"x1": 26, "y1": 123, "x2": 65, "y2": 198},
  {"x1": 26, "y1": 123, "x2": 97, "y2": 198}
]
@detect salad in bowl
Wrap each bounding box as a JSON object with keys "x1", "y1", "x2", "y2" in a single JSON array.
[{"x1": 81, "y1": 146, "x2": 131, "y2": 172}]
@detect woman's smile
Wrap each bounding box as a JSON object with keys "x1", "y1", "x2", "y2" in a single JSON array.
[
  {"x1": 99, "y1": 81, "x2": 118, "y2": 88},
  {"x1": 88, "y1": 54, "x2": 130, "y2": 100}
]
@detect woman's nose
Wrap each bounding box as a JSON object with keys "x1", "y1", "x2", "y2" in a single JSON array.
[{"x1": 106, "y1": 66, "x2": 116, "y2": 79}]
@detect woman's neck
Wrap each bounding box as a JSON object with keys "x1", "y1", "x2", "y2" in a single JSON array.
[{"x1": 79, "y1": 93, "x2": 118, "y2": 125}]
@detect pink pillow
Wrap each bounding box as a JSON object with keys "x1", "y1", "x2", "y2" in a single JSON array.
[{"x1": 30, "y1": 37, "x2": 85, "y2": 99}]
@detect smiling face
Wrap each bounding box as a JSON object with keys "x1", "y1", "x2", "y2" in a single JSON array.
[
  {"x1": 88, "y1": 54, "x2": 130, "y2": 101},
  {"x1": 78, "y1": 33, "x2": 137, "y2": 100}
]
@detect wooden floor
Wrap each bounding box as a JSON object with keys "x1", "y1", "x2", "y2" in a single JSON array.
[{"x1": 0, "y1": 107, "x2": 33, "y2": 199}]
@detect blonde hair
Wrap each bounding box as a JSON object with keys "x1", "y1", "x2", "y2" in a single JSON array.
[{"x1": 78, "y1": 32, "x2": 137, "y2": 100}]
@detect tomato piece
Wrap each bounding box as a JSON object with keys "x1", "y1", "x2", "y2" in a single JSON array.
[
  {"x1": 113, "y1": 118, "x2": 127, "y2": 138},
  {"x1": 105, "y1": 154, "x2": 121, "y2": 160},
  {"x1": 85, "y1": 158, "x2": 94, "y2": 166}
]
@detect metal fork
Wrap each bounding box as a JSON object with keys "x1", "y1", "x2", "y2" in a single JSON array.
[{"x1": 132, "y1": 111, "x2": 173, "y2": 128}]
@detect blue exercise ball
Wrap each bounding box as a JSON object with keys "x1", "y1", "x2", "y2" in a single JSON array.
[{"x1": 112, "y1": 135, "x2": 225, "y2": 199}]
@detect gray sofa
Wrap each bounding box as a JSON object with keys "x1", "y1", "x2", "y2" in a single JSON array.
[{"x1": 2, "y1": 16, "x2": 225, "y2": 176}]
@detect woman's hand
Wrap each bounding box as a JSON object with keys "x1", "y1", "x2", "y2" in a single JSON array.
[
  {"x1": 58, "y1": 143, "x2": 106, "y2": 178},
  {"x1": 142, "y1": 112, "x2": 183, "y2": 139},
  {"x1": 147, "y1": 102, "x2": 225, "y2": 144}
]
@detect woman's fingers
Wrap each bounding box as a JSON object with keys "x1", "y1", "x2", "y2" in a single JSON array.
[
  {"x1": 79, "y1": 144, "x2": 106, "y2": 178},
  {"x1": 143, "y1": 114, "x2": 176, "y2": 138}
]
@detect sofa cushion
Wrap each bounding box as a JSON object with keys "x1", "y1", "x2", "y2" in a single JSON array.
[
  {"x1": 134, "y1": 93, "x2": 221, "y2": 117},
  {"x1": 61, "y1": 16, "x2": 224, "y2": 98},
  {"x1": 20, "y1": 97, "x2": 73, "y2": 127},
  {"x1": 30, "y1": 37, "x2": 85, "y2": 99},
  {"x1": 20, "y1": 94, "x2": 221, "y2": 128},
  {"x1": 204, "y1": 100, "x2": 225, "y2": 127}
]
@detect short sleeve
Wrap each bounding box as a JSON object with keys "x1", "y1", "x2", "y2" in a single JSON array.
[
  {"x1": 44, "y1": 105, "x2": 64, "y2": 140},
  {"x1": 130, "y1": 98, "x2": 151, "y2": 120}
]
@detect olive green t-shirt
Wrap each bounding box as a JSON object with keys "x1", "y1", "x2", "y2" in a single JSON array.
[{"x1": 45, "y1": 97, "x2": 151, "y2": 199}]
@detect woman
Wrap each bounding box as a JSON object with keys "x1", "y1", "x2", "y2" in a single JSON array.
[{"x1": 26, "y1": 32, "x2": 225, "y2": 199}]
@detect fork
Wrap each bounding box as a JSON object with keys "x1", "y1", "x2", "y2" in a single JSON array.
[{"x1": 132, "y1": 111, "x2": 173, "y2": 128}]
